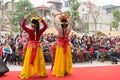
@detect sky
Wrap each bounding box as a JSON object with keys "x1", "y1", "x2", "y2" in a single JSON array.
[{"x1": 4, "y1": 0, "x2": 120, "y2": 7}]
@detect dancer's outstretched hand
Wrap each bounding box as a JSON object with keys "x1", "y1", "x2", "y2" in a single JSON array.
[
  {"x1": 24, "y1": 15, "x2": 28, "y2": 19},
  {"x1": 38, "y1": 16, "x2": 43, "y2": 21}
]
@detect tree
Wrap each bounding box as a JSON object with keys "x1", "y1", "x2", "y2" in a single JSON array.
[
  {"x1": 5, "y1": 0, "x2": 17, "y2": 33},
  {"x1": 110, "y1": 21, "x2": 118, "y2": 31},
  {"x1": 13, "y1": 0, "x2": 36, "y2": 26},
  {"x1": 0, "y1": 0, "x2": 4, "y2": 30},
  {"x1": 7, "y1": 0, "x2": 37, "y2": 32},
  {"x1": 67, "y1": 0, "x2": 80, "y2": 29},
  {"x1": 87, "y1": 0, "x2": 100, "y2": 32},
  {"x1": 10, "y1": 0, "x2": 15, "y2": 33},
  {"x1": 112, "y1": 9, "x2": 120, "y2": 31}
]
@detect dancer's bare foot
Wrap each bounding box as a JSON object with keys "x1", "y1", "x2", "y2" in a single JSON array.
[
  {"x1": 64, "y1": 72, "x2": 68, "y2": 76},
  {"x1": 40, "y1": 75, "x2": 48, "y2": 78}
]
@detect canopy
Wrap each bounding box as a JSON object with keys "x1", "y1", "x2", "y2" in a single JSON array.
[
  {"x1": 36, "y1": 5, "x2": 50, "y2": 10},
  {"x1": 43, "y1": 28, "x2": 57, "y2": 34},
  {"x1": 43, "y1": 28, "x2": 80, "y2": 36},
  {"x1": 93, "y1": 31, "x2": 120, "y2": 37}
]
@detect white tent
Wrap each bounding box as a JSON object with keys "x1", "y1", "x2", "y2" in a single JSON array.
[
  {"x1": 43, "y1": 28, "x2": 80, "y2": 36},
  {"x1": 93, "y1": 31, "x2": 120, "y2": 37},
  {"x1": 43, "y1": 28, "x2": 58, "y2": 34}
]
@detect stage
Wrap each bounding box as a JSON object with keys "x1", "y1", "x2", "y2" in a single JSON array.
[{"x1": 1, "y1": 65, "x2": 120, "y2": 80}]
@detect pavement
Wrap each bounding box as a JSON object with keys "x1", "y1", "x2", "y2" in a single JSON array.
[{"x1": 7, "y1": 61, "x2": 120, "y2": 71}]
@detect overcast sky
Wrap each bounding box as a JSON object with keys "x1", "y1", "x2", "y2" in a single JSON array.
[{"x1": 4, "y1": 0, "x2": 120, "y2": 7}]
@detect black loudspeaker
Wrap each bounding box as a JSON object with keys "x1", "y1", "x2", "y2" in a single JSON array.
[{"x1": 0, "y1": 59, "x2": 9, "y2": 75}]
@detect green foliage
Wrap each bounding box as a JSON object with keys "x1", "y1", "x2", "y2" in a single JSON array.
[
  {"x1": 110, "y1": 21, "x2": 118, "y2": 30},
  {"x1": 67, "y1": 0, "x2": 80, "y2": 28},
  {"x1": 17, "y1": 53, "x2": 24, "y2": 62},
  {"x1": 71, "y1": 1, "x2": 80, "y2": 10},
  {"x1": 13, "y1": 0, "x2": 37, "y2": 26},
  {"x1": 13, "y1": 26, "x2": 20, "y2": 32},
  {"x1": 64, "y1": 10, "x2": 71, "y2": 16},
  {"x1": 100, "y1": 52, "x2": 106, "y2": 57},
  {"x1": 112, "y1": 10, "x2": 120, "y2": 22},
  {"x1": 112, "y1": 9, "x2": 120, "y2": 30}
]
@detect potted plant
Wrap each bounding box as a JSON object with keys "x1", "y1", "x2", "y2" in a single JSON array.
[{"x1": 99, "y1": 48, "x2": 108, "y2": 62}]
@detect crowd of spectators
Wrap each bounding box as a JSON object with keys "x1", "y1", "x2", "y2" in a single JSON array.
[{"x1": 0, "y1": 32, "x2": 120, "y2": 65}]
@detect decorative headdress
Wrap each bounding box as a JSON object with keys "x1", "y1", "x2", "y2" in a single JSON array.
[
  {"x1": 59, "y1": 14, "x2": 69, "y2": 25},
  {"x1": 31, "y1": 17, "x2": 40, "y2": 24},
  {"x1": 59, "y1": 15, "x2": 69, "y2": 20},
  {"x1": 31, "y1": 17, "x2": 40, "y2": 21}
]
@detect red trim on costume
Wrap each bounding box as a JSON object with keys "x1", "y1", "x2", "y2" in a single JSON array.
[
  {"x1": 21, "y1": 19, "x2": 48, "y2": 41},
  {"x1": 58, "y1": 36, "x2": 69, "y2": 53},
  {"x1": 31, "y1": 47, "x2": 37, "y2": 66},
  {"x1": 28, "y1": 40, "x2": 40, "y2": 66}
]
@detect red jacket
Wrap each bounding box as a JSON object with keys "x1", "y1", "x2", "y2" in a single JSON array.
[
  {"x1": 0, "y1": 46, "x2": 3, "y2": 57},
  {"x1": 89, "y1": 47, "x2": 94, "y2": 54}
]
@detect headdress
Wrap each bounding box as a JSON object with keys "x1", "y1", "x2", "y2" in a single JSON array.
[
  {"x1": 31, "y1": 17, "x2": 40, "y2": 25},
  {"x1": 31, "y1": 17, "x2": 40, "y2": 21},
  {"x1": 60, "y1": 22, "x2": 68, "y2": 25},
  {"x1": 59, "y1": 15, "x2": 69, "y2": 21},
  {"x1": 59, "y1": 15, "x2": 69, "y2": 26}
]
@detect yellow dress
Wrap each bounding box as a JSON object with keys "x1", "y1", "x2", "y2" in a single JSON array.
[
  {"x1": 52, "y1": 37, "x2": 72, "y2": 77},
  {"x1": 19, "y1": 41, "x2": 47, "y2": 79}
]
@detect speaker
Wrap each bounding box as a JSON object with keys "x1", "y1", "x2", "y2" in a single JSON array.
[{"x1": 0, "y1": 59, "x2": 9, "y2": 75}]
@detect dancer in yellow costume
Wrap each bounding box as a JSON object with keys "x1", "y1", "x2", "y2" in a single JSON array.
[
  {"x1": 52, "y1": 12, "x2": 72, "y2": 77},
  {"x1": 19, "y1": 15, "x2": 48, "y2": 79}
]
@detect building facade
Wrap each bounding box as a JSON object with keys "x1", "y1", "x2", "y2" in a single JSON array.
[
  {"x1": 60, "y1": 0, "x2": 120, "y2": 33},
  {"x1": 1, "y1": 0, "x2": 120, "y2": 33}
]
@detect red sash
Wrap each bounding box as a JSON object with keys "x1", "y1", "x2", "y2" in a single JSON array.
[
  {"x1": 58, "y1": 37, "x2": 69, "y2": 54},
  {"x1": 28, "y1": 40, "x2": 40, "y2": 66}
]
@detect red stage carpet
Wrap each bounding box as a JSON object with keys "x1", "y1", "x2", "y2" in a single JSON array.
[{"x1": 1, "y1": 65, "x2": 120, "y2": 80}]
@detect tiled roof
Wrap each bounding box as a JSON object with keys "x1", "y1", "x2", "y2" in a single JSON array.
[
  {"x1": 84, "y1": 2, "x2": 97, "y2": 8},
  {"x1": 102, "y1": 5, "x2": 116, "y2": 10},
  {"x1": 36, "y1": 5, "x2": 50, "y2": 10}
]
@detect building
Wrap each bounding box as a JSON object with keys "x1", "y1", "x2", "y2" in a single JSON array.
[
  {"x1": 48, "y1": 0, "x2": 62, "y2": 9},
  {"x1": 36, "y1": 5, "x2": 50, "y2": 17},
  {"x1": 60, "y1": 0, "x2": 120, "y2": 32},
  {"x1": 78, "y1": 1, "x2": 111, "y2": 32},
  {"x1": 1, "y1": 0, "x2": 120, "y2": 33}
]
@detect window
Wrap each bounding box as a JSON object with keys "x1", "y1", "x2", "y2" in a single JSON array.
[
  {"x1": 64, "y1": 1, "x2": 69, "y2": 7},
  {"x1": 82, "y1": 8, "x2": 84, "y2": 11}
]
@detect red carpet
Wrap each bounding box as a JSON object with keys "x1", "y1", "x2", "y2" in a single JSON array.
[{"x1": 1, "y1": 65, "x2": 120, "y2": 80}]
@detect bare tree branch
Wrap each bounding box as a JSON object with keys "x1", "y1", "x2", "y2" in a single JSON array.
[{"x1": 87, "y1": 0, "x2": 100, "y2": 32}]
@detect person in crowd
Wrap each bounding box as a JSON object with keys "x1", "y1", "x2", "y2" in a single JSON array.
[
  {"x1": 15, "y1": 42, "x2": 24, "y2": 65},
  {"x1": 110, "y1": 47, "x2": 119, "y2": 64},
  {"x1": 0, "y1": 43, "x2": 3, "y2": 59},
  {"x1": 19, "y1": 15, "x2": 48, "y2": 79},
  {"x1": 43, "y1": 42, "x2": 51, "y2": 63},
  {"x1": 2, "y1": 40, "x2": 12, "y2": 64},
  {"x1": 87, "y1": 36, "x2": 92, "y2": 50},
  {"x1": 73, "y1": 38, "x2": 81, "y2": 48},
  {"x1": 0, "y1": 36, "x2": 6, "y2": 45},
  {"x1": 52, "y1": 12, "x2": 72, "y2": 77},
  {"x1": 89, "y1": 45, "x2": 95, "y2": 60},
  {"x1": 93, "y1": 42, "x2": 100, "y2": 61}
]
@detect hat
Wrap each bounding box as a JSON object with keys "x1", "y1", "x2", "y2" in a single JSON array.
[
  {"x1": 31, "y1": 17, "x2": 40, "y2": 25},
  {"x1": 31, "y1": 17, "x2": 40, "y2": 21},
  {"x1": 59, "y1": 14, "x2": 69, "y2": 21}
]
